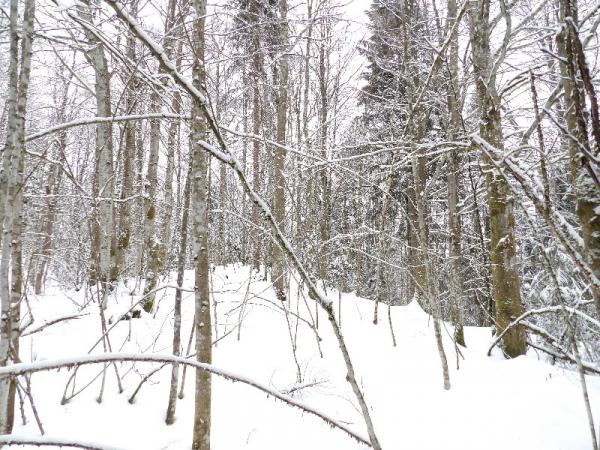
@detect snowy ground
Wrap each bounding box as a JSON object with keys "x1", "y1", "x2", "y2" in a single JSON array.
[{"x1": 10, "y1": 264, "x2": 600, "y2": 449}]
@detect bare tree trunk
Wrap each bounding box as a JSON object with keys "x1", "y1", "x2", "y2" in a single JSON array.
[
  {"x1": 412, "y1": 147, "x2": 429, "y2": 311},
  {"x1": 34, "y1": 167, "x2": 61, "y2": 294},
  {"x1": 161, "y1": 0, "x2": 183, "y2": 267},
  {"x1": 251, "y1": 45, "x2": 262, "y2": 273},
  {"x1": 447, "y1": 0, "x2": 465, "y2": 346},
  {"x1": 142, "y1": 91, "x2": 162, "y2": 312},
  {"x1": 113, "y1": 0, "x2": 139, "y2": 282},
  {"x1": 299, "y1": 0, "x2": 313, "y2": 258},
  {"x1": 412, "y1": 139, "x2": 451, "y2": 390},
  {"x1": 556, "y1": 0, "x2": 600, "y2": 318},
  {"x1": 317, "y1": 27, "x2": 331, "y2": 284},
  {"x1": 0, "y1": 3, "x2": 21, "y2": 429},
  {"x1": 241, "y1": 74, "x2": 249, "y2": 264},
  {"x1": 0, "y1": 0, "x2": 34, "y2": 432},
  {"x1": 165, "y1": 163, "x2": 191, "y2": 425},
  {"x1": 191, "y1": 0, "x2": 211, "y2": 447},
  {"x1": 78, "y1": 3, "x2": 115, "y2": 299},
  {"x1": 469, "y1": 0, "x2": 526, "y2": 357},
  {"x1": 271, "y1": 0, "x2": 289, "y2": 301}
]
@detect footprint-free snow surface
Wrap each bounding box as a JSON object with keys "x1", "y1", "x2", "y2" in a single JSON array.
[{"x1": 11, "y1": 265, "x2": 600, "y2": 449}]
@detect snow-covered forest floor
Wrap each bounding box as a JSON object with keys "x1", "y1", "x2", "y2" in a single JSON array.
[{"x1": 12, "y1": 265, "x2": 600, "y2": 450}]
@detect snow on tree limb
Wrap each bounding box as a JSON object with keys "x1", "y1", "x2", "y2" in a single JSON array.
[
  {"x1": 0, "y1": 353, "x2": 371, "y2": 446},
  {"x1": 0, "y1": 435, "x2": 123, "y2": 449},
  {"x1": 25, "y1": 113, "x2": 190, "y2": 142}
]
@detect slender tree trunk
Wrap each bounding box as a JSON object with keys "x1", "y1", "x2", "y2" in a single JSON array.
[
  {"x1": 241, "y1": 73, "x2": 249, "y2": 264},
  {"x1": 251, "y1": 44, "x2": 262, "y2": 273},
  {"x1": 190, "y1": 0, "x2": 211, "y2": 447},
  {"x1": 166, "y1": 163, "x2": 192, "y2": 425},
  {"x1": 271, "y1": 0, "x2": 289, "y2": 301},
  {"x1": 447, "y1": 0, "x2": 465, "y2": 346},
  {"x1": 317, "y1": 30, "x2": 331, "y2": 284},
  {"x1": 161, "y1": 0, "x2": 182, "y2": 268},
  {"x1": 412, "y1": 133, "x2": 451, "y2": 389},
  {"x1": 33, "y1": 153, "x2": 62, "y2": 295},
  {"x1": 33, "y1": 80, "x2": 68, "y2": 294},
  {"x1": 113, "y1": 0, "x2": 139, "y2": 282}
]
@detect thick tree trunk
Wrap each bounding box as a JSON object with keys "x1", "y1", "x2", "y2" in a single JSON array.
[
  {"x1": 556, "y1": 0, "x2": 600, "y2": 318},
  {"x1": 469, "y1": 0, "x2": 526, "y2": 357},
  {"x1": 298, "y1": 0, "x2": 313, "y2": 259},
  {"x1": 78, "y1": 4, "x2": 115, "y2": 296},
  {"x1": 142, "y1": 91, "x2": 162, "y2": 312},
  {"x1": 0, "y1": 0, "x2": 21, "y2": 430},
  {"x1": 412, "y1": 145, "x2": 429, "y2": 311}
]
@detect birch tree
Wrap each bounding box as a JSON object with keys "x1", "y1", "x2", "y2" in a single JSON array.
[{"x1": 0, "y1": 0, "x2": 35, "y2": 432}]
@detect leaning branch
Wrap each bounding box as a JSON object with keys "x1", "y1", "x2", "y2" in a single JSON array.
[{"x1": 0, "y1": 353, "x2": 370, "y2": 446}]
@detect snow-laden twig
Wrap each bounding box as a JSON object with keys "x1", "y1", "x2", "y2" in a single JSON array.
[{"x1": 0, "y1": 353, "x2": 371, "y2": 446}]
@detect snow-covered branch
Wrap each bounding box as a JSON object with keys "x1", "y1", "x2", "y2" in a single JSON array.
[
  {"x1": 0, "y1": 435, "x2": 122, "y2": 450},
  {"x1": 0, "y1": 353, "x2": 371, "y2": 446},
  {"x1": 25, "y1": 113, "x2": 190, "y2": 142}
]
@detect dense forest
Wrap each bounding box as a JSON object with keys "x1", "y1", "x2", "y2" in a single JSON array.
[{"x1": 0, "y1": 0, "x2": 600, "y2": 448}]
